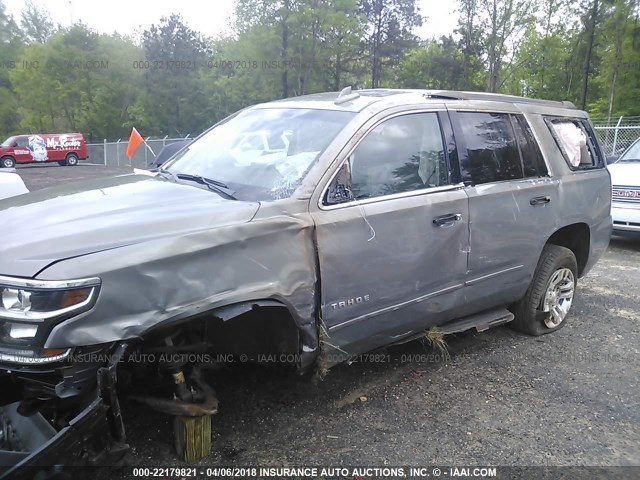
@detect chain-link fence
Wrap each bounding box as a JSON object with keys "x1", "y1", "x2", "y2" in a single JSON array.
[
  {"x1": 86, "y1": 135, "x2": 193, "y2": 169},
  {"x1": 593, "y1": 117, "x2": 640, "y2": 157},
  {"x1": 86, "y1": 118, "x2": 640, "y2": 168}
]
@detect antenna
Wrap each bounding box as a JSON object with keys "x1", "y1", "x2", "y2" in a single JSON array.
[
  {"x1": 335, "y1": 86, "x2": 360, "y2": 105},
  {"x1": 338, "y1": 86, "x2": 352, "y2": 97}
]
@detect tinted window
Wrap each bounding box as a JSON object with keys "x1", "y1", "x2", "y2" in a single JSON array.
[
  {"x1": 349, "y1": 113, "x2": 447, "y2": 200},
  {"x1": 16, "y1": 137, "x2": 28, "y2": 147},
  {"x1": 459, "y1": 112, "x2": 523, "y2": 185},
  {"x1": 512, "y1": 115, "x2": 548, "y2": 177}
]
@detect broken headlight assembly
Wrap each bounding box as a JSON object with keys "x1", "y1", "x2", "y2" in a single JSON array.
[{"x1": 0, "y1": 275, "x2": 100, "y2": 364}]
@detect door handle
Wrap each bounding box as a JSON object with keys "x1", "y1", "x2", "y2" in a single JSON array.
[
  {"x1": 433, "y1": 213, "x2": 462, "y2": 227},
  {"x1": 530, "y1": 196, "x2": 551, "y2": 206}
]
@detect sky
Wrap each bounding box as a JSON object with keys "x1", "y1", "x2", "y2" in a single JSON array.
[{"x1": 4, "y1": 0, "x2": 460, "y2": 40}]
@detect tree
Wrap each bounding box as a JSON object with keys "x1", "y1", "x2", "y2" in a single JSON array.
[
  {"x1": 456, "y1": 0, "x2": 486, "y2": 90},
  {"x1": 0, "y1": 1, "x2": 23, "y2": 137},
  {"x1": 580, "y1": 0, "x2": 600, "y2": 109},
  {"x1": 396, "y1": 37, "x2": 466, "y2": 89},
  {"x1": 479, "y1": 0, "x2": 535, "y2": 92},
  {"x1": 359, "y1": 0, "x2": 423, "y2": 88},
  {"x1": 20, "y1": 0, "x2": 56, "y2": 44},
  {"x1": 132, "y1": 14, "x2": 211, "y2": 136},
  {"x1": 10, "y1": 25, "x2": 143, "y2": 140}
]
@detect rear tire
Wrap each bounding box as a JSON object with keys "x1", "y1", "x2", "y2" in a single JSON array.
[
  {"x1": 510, "y1": 244, "x2": 578, "y2": 336},
  {"x1": 1, "y1": 156, "x2": 15, "y2": 168},
  {"x1": 63, "y1": 153, "x2": 79, "y2": 166}
]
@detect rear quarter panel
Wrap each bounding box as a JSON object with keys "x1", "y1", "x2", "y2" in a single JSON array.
[{"x1": 526, "y1": 111, "x2": 612, "y2": 275}]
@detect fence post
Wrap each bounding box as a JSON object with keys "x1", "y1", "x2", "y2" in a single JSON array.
[
  {"x1": 612, "y1": 116, "x2": 623, "y2": 155},
  {"x1": 117, "y1": 139, "x2": 121, "y2": 167},
  {"x1": 145, "y1": 137, "x2": 150, "y2": 167},
  {"x1": 163, "y1": 135, "x2": 168, "y2": 147},
  {"x1": 102, "y1": 139, "x2": 107, "y2": 165}
]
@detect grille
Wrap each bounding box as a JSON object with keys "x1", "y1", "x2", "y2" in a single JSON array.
[{"x1": 612, "y1": 185, "x2": 640, "y2": 204}]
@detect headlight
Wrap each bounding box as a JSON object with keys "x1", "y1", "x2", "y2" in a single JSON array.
[{"x1": 0, "y1": 275, "x2": 100, "y2": 363}]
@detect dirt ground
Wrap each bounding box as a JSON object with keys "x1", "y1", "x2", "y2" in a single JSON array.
[{"x1": 15, "y1": 164, "x2": 640, "y2": 475}]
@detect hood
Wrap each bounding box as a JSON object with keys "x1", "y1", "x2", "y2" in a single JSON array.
[
  {"x1": 0, "y1": 174, "x2": 260, "y2": 277},
  {"x1": 608, "y1": 162, "x2": 640, "y2": 186}
]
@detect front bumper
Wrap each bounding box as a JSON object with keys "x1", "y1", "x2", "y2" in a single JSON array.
[
  {"x1": 612, "y1": 203, "x2": 640, "y2": 232},
  {"x1": 0, "y1": 343, "x2": 128, "y2": 479}
]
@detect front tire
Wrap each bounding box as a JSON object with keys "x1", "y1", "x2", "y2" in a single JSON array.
[
  {"x1": 510, "y1": 244, "x2": 578, "y2": 336},
  {"x1": 1, "y1": 156, "x2": 16, "y2": 168}
]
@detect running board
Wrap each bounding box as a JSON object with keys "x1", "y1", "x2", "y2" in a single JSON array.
[{"x1": 438, "y1": 308, "x2": 514, "y2": 335}]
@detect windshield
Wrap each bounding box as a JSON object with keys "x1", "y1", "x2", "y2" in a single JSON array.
[
  {"x1": 1, "y1": 137, "x2": 15, "y2": 147},
  {"x1": 618, "y1": 140, "x2": 640, "y2": 163},
  {"x1": 164, "y1": 108, "x2": 355, "y2": 201}
]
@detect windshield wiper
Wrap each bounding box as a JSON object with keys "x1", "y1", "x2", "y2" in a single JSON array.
[
  {"x1": 175, "y1": 173, "x2": 237, "y2": 200},
  {"x1": 157, "y1": 168, "x2": 237, "y2": 200},
  {"x1": 157, "y1": 167, "x2": 177, "y2": 181}
]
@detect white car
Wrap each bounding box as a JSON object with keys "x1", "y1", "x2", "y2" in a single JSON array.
[
  {"x1": 608, "y1": 138, "x2": 640, "y2": 233},
  {"x1": 0, "y1": 168, "x2": 29, "y2": 200}
]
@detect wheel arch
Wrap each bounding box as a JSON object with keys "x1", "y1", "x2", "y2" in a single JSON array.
[
  {"x1": 546, "y1": 222, "x2": 590, "y2": 277},
  {"x1": 140, "y1": 299, "x2": 315, "y2": 370}
]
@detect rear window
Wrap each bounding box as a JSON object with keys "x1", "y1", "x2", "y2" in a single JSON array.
[{"x1": 545, "y1": 117, "x2": 604, "y2": 170}]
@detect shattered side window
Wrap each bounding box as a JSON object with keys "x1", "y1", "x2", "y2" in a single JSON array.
[
  {"x1": 324, "y1": 162, "x2": 354, "y2": 205},
  {"x1": 545, "y1": 117, "x2": 604, "y2": 170}
]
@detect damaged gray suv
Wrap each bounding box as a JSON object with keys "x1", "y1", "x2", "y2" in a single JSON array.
[{"x1": 0, "y1": 89, "x2": 611, "y2": 475}]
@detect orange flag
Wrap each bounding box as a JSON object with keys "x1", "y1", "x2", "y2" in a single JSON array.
[{"x1": 126, "y1": 127, "x2": 144, "y2": 159}]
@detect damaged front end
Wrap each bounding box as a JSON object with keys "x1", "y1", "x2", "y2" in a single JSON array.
[
  {"x1": 0, "y1": 275, "x2": 130, "y2": 477},
  {"x1": 0, "y1": 342, "x2": 129, "y2": 479}
]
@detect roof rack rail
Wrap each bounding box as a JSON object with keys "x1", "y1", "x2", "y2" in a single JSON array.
[
  {"x1": 335, "y1": 86, "x2": 360, "y2": 105},
  {"x1": 422, "y1": 90, "x2": 577, "y2": 109}
]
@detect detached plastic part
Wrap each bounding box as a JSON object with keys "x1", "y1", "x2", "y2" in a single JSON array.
[
  {"x1": 0, "y1": 403, "x2": 57, "y2": 467},
  {"x1": 0, "y1": 343, "x2": 129, "y2": 479},
  {"x1": 0, "y1": 398, "x2": 111, "y2": 479}
]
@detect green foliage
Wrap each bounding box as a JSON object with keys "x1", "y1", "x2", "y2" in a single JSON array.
[
  {"x1": 10, "y1": 25, "x2": 142, "y2": 141},
  {"x1": 396, "y1": 38, "x2": 466, "y2": 89},
  {"x1": 20, "y1": 0, "x2": 56, "y2": 44}
]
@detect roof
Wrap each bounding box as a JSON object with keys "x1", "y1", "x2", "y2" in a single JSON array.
[{"x1": 251, "y1": 88, "x2": 577, "y2": 113}]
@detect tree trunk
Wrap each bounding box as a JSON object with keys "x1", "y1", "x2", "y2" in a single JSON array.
[
  {"x1": 541, "y1": 0, "x2": 555, "y2": 92},
  {"x1": 580, "y1": 0, "x2": 599, "y2": 110},
  {"x1": 334, "y1": 51, "x2": 342, "y2": 91},
  {"x1": 371, "y1": 9, "x2": 383, "y2": 88},
  {"x1": 280, "y1": 0, "x2": 290, "y2": 99},
  {"x1": 488, "y1": 0, "x2": 498, "y2": 92}
]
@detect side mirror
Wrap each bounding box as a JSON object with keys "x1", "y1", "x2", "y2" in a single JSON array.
[
  {"x1": 324, "y1": 161, "x2": 354, "y2": 206},
  {"x1": 606, "y1": 155, "x2": 619, "y2": 165}
]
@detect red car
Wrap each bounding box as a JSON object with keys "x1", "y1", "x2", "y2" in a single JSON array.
[{"x1": 0, "y1": 133, "x2": 88, "y2": 168}]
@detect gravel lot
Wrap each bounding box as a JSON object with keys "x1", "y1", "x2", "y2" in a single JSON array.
[{"x1": 14, "y1": 164, "x2": 640, "y2": 474}]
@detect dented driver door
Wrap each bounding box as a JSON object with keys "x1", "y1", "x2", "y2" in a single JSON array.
[{"x1": 310, "y1": 110, "x2": 470, "y2": 356}]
